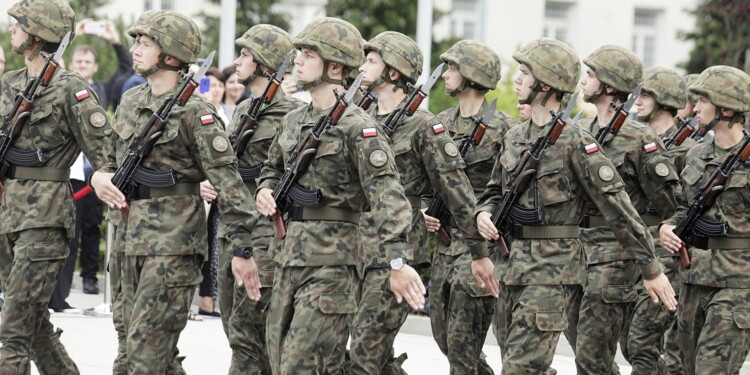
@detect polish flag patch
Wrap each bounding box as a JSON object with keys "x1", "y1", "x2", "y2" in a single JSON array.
[
  {"x1": 75, "y1": 89, "x2": 90, "y2": 101},
  {"x1": 432, "y1": 123, "x2": 446, "y2": 134},
  {"x1": 200, "y1": 114, "x2": 215, "y2": 125},
  {"x1": 362, "y1": 127, "x2": 377, "y2": 137},
  {"x1": 584, "y1": 143, "x2": 599, "y2": 154},
  {"x1": 644, "y1": 142, "x2": 657, "y2": 153}
]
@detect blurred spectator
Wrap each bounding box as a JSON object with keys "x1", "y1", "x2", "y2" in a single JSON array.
[
  {"x1": 281, "y1": 69, "x2": 311, "y2": 103},
  {"x1": 120, "y1": 73, "x2": 147, "y2": 95},
  {"x1": 200, "y1": 67, "x2": 229, "y2": 124},
  {"x1": 0, "y1": 45, "x2": 5, "y2": 76},
  {"x1": 221, "y1": 66, "x2": 248, "y2": 119},
  {"x1": 71, "y1": 19, "x2": 134, "y2": 110}
]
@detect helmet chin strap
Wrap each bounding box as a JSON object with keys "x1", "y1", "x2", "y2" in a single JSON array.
[
  {"x1": 298, "y1": 61, "x2": 347, "y2": 91},
  {"x1": 239, "y1": 65, "x2": 264, "y2": 86},
  {"x1": 14, "y1": 36, "x2": 43, "y2": 63},
  {"x1": 519, "y1": 81, "x2": 544, "y2": 105},
  {"x1": 583, "y1": 83, "x2": 606, "y2": 103},
  {"x1": 445, "y1": 77, "x2": 467, "y2": 97},
  {"x1": 637, "y1": 104, "x2": 661, "y2": 123},
  {"x1": 135, "y1": 53, "x2": 182, "y2": 77}
]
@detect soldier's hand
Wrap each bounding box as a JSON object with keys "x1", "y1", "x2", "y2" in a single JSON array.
[
  {"x1": 421, "y1": 208, "x2": 441, "y2": 232},
  {"x1": 256, "y1": 188, "x2": 277, "y2": 217},
  {"x1": 90, "y1": 171, "x2": 128, "y2": 210},
  {"x1": 200, "y1": 181, "x2": 218, "y2": 202},
  {"x1": 231, "y1": 256, "x2": 261, "y2": 301},
  {"x1": 471, "y1": 257, "x2": 499, "y2": 298},
  {"x1": 390, "y1": 265, "x2": 426, "y2": 310},
  {"x1": 476, "y1": 211, "x2": 499, "y2": 240},
  {"x1": 644, "y1": 272, "x2": 677, "y2": 311},
  {"x1": 658, "y1": 224, "x2": 683, "y2": 254}
]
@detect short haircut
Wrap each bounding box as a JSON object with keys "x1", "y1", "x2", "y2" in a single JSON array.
[{"x1": 71, "y1": 45, "x2": 98, "y2": 63}]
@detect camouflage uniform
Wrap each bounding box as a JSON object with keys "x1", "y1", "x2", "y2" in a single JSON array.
[
  {"x1": 663, "y1": 65, "x2": 750, "y2": 374},
  {"x1": 0, "y1": 1, "x2": 110, "y2": 373},
  {"x1": 625, "y1": 67, "x2": 690, "y2": 375},
  {"x1": 217, "y1": 24, "x2": 304, "y2": 375},
  {"x1": 429, "y1": 40, "x2": 516, "y2": 375},
  {"x1": 98, "y1": 11, "x2": 258, "y2": 374},
  {"x1": 476, "y1": 38, "x2": 664, "y2": 375},
  {"x1": 258, "y1": 18, "x2": 412, "y2": 375},
  {"x1": 568, "y1": 46, "x2": 680, "y2": 375}
]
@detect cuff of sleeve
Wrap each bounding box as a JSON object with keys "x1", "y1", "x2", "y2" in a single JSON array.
[
  {"x1": 661, "y1": 218, "x2": 678, "y2": 227},
  {"x1": 640, "y1": 259, "x2": 663, "y2": 280},
  {"x1": 257, "y1": 179, "x2": 277, "y2": 193},
  {"x1": 385, "y1": 243, "x2": 411, "y2": 262},
  {"x1": 467, "y1": 239, "x2": 490, "y2": 260},
  {"x1": 228, "y1": 233, "x2": 253, "y2": 251}
]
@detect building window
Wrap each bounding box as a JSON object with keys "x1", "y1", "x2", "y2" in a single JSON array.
[
  {"x1": 144, "y1": 0, "x2": 152, "y2": 10},
  {"x1": 450, "y1": 0, "x2": 482, "y2": 40},
  {"x1": 161, "y1": 0, "x2": 173, "y2": 10},
  {"x1": 543, "y1": 1, "x2": 572, "y2": 45},
  {"x1": 632, "y1": 8, "x2": 661, "y2": 67}
]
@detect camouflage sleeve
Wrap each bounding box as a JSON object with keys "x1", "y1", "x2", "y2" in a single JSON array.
[
  {"x1": 474, "y1": 131, "x2": 510, "y2": 215},
  {"x1": 573, "y1": 137, "x2": 663, "y2": 279},
  {"x1": 353, "y1": 124, "x2": 412, "y2": 261},
  {"x1": 256, "y1": 116, "x2": 287, "y2": 192},
  {"x1": 64, "y1": 79, "x2": 113, "y2": 170},
  {"x1": 419, "y1": 119, "x2": 489, "y2": 259},
  {"x1": 662, "y1": 144, "x2": 704, "y2": 226},
  {"x1": 187, "y1": 107, "x2": 257, "y2": 250},
  {"x1": 637, "y1": 132, "x2": 680, "y2": 219}
]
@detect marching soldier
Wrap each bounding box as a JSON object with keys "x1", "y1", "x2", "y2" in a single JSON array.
[
  {"x1": 571, "y1": 45, "x2": 681, "y2": 375},
  {"x1": 0, "y1": 0, "x2": 112, "y2": 372},
  {"x1": 660, "y1": 65, "x2": 750, "y2": 374},
  {"x1": 431, "y1": 39, "x2": 516, "y2": 374},
  {"x1": 90, "y1": 10, "x2": 260, "y2": 373},
  {"x1": 254, "y1": 18, "x2": 423, "y2": 374},
  {"x1": 474, "y1": 37, "x2": 676, "y2": 374}
]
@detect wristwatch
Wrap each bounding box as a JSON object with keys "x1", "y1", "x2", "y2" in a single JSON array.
[
  {"x1": 233, "y1": 247, "x2": 253, "y2": 259},
  {"x1": 390, "y1": 257, "x2": 407, "y2": 271}
]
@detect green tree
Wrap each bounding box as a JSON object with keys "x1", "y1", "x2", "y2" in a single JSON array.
[
  {"x1": 680, "y1": 0, "x2": 750, "y2": 74},
  {"x1": 326, "y1": 0, "x2": 418, "y2": 40}
]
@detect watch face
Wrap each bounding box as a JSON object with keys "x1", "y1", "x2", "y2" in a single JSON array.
[{"x1": 390, "y1": 258, "x2": 403, "y2": 270}]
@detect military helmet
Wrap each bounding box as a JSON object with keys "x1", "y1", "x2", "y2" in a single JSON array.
[
  {"x1": 139, "y1": 10, "x2": 202, "y2": 64},
  {"x1": 7, "y1": 0, "x2": 75, "y2": 44},
  {"x1": 364, "y1": 31, "x2": 423, "y2": 83},
  {"x1": 641, "y1": 67, "x2": 687, "y2": 110},
  {"x1": 236, "y1": 24, "x2": 294, "y2": 71},
  {"x1": 441, "y1": 40, "x2": 501, "y2": 90},
  {"x1": 690, "y1": 65, "x2": 750, "y2": 113},
  {"x1": 683, "y1": 73, "x2": 700, "y2": 103},
  {"x1": 293, "y1": 17, "x2": 364, "y2": 69},
  {"x1": 583, "y1": 45, "x2": 642, "y2": 93},
  {"x1": 127, "y1": 10, "x2": 160, "y2": 39},
  {"x1": 513, "y1": 38, "x2": 579, "y2": 94}
]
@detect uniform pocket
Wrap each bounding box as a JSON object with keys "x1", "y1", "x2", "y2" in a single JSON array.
[
  {"x1": 537, "y1": 158, "x2": 572, "y2": 206},
  {"x1": 535, "y1": 311, "x2": 566, "y2": 331},
  {"x1": 318, "y1": 292, "x2": 356, "y2": 315},
  {"x1": 601, "y1": 285, "x2": 638, "y2": 304},
  {"x1": 733, "y1": 310, "x2": 750, "y2": 330}
]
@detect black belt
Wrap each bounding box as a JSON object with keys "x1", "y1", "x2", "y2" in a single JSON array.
[
  {"x1": 130, "y1": 183, "x2": 200, "y2": 200},
  {"x1": 4, "y1": 165, "x2": 70, "y2": 182},
  {"x1": 581, "y1": 214, "x2": 660, "y2": 228}
]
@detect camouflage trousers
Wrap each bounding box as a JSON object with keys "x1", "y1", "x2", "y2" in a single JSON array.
[
  {"x1": 495, "y1": 284, "x2": 577, "y2": 375},
  {"x1": 267, "y1": 265, "x2": 357, "y2": 375},
  {"x1": 217, "y1": 240, "x2": 274, "y2": 375},
  {"x1": 107, "y1": 221, "x2": 128, "y2": 375},
  {"x1": 429, "y1": 252, "x2": 495, "y2": 375},
  {"x1": 571, "y1": 260, "x2": 638, "y2": 375},
  {"x1": 120, "y1": 254, "x2": 202, "y2": 375},
  {"x1": 349, "y1": 267, "x2": 410, "y2": 375},
  {"x1": 623, "y1": 256, "x2": 682, "y2": 375},
  {"x1": 0, "y1": 228, "x2": 79, "y2": 375},
  {"x1": 677, "y1": 284, "x2": 750, "y2": 374}
]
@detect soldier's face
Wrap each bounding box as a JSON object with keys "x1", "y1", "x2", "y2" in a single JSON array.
[
  {"x1": 693, "y1": 95, "x2": 716, "y2": 127},
  {"x1": 234, "y1": 48, "x2": 258, "y2": 83},
  {"x1": 359, "y1": 51, "x2": 385, "y2": 89},
  {"x1": 635, "y1": 92, "x2": 656, "y2": 120},
  {"x1": 442, "y1": 64, "x2": 463, "y2": 92},
  {"x1": 8, "y1": 22, "x2": 29, "y2": 54},
  {"x1": 70, "y1": 50, "x2": 98, "y2": 81},
  {"x1": 676, "y1": 99, "x2": 694, "y2": 119},
  {"x1": 514, "y1": 64, "x2": 535, "y2": 103},
  {"x1": 294, "y1": 48, "x2": 324, "y2": 83},
  {"x1": 580, "y1": 69, "x2": 602, "y2": 100},
  {"x1": 130, "y1": 35, "x2": 161, "y2": 72}
]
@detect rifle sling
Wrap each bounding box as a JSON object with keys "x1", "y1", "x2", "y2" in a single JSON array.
[
  {"x1": 289, "y1": 205, "x2": 360, "y2": 224},
  {"x1": 511, "y1": 224, "x2": 580, "y2": 239},
  {"x1": 4, "y1": 165, "x2": 70, "y2": 182},
  {"x1": 130, "y1": 183, "x2": 200, "y2": 200}
]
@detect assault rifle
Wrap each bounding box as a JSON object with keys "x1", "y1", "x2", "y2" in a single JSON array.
[
  {"x1": 664, "y1": 117, "x2": 698, "y2": 150},
  {"x1": 0, "y1": 32, "x2": 71, "y2": 181},
  {"x1": 357, "y1": 88, "x2": 377, "y2": 111},
  {"x1": 425, "y1": 98, "x2": 497, "y2": 245},
  {"x1": 110, "y1": 51, "x2": 215, "y2": 199},
  {"x1": 490, "y1": 92, "x2": 579, "y2": 257},
  {"x1": 381, "y1": 63, "x2": 444, "y2": 137},
  {"x1": 690, "y1": 126, "x2": 708, "y2": 141},
  {"x1": 672, "y1": 130, "x2": 750, "y2": 268},
  {"x1": 595, "y1": 83, "x2": 642, "y2": 146},
  {"x1": 270, "y1": 73, "x2": 364, "y2": 239}
]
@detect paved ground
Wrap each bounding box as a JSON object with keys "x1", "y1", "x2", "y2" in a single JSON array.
[{"x1": 4, "y1": 276, "x2": 747, "y2": 374}]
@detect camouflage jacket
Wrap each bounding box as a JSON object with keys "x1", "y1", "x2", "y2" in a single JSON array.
[
  {"x1": 664, "y1": 140, "x2": 750, "y2": 288},
  {"x1": 257, "y1": 104, "x2": 411, "y2": 267},
  {"x1": 100, "y1": 83, "x2": 256, "y2": 257},
  {"x1": 0, "y1": 68, "x2": 111, "y2": 241},
  {"x1": 578, "y1": 117, "x2": 680, "y2": 264},
  {"x1": 436, "y1": 98, "x2": 517, "y2": 257},
  {"x1": 476, "y1": 119, "x2": 662, "y2": 285}
]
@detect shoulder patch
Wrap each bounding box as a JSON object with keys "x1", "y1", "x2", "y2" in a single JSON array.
[
  {"x1": 200, "y1": 114, "x2": 216, "y2": 125},
  {"x1": 443, "y1": 142, "x2": 459, "y2": 157},
  {"x1": 598, "y1": 165, "x2": 615, "y2": 181},
  {"x1": 654, "y1": 162, "x2": 670, "y2": 177},
  {"x1": 75, "y1": 89, "x2": 90, "y2": 101},
  {"x1": 368, "y1": 149, "x2": 388, "y2": 167},
  {"x1": 584, "y1": 142, "x2": 599, "y2": 154},
  {"x1": 432, "y1": 123, "x2": 446, "y2": 134},
  {"x1": 644, "y1": 142, "x2": 657, "y2": 153},
  {"x1": 89, "y1": 111, "x2": 107, "y2": 128},
  {"x1": 362, "y1": 127, "x2": 377, "y2": 137},
  {"x1": 211, "y1": 135, "x2": 229, "y2": 152}
]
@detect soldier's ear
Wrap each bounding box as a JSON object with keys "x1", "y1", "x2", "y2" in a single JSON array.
[
  {"x1": 388, "y1": 68, "x2": 400, "y2": 81},
  {"x1": 604, "y1": 85, "x2": 617, "y2": 95},
  {"x1": 328, "y1": 61, "x2": 344, "y2": 79},
  {"x1": 720, "y1": 108, "x2": 735, "y2": 118},
  {"x1": 540, "y1": 83, "x2": 551, "y2": 92}
]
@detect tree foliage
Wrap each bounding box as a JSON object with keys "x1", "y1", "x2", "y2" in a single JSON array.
[
  {"x1": 326, "y1": 0, "x2": 418, "y2": 40},
  {"x1": 680, "y1": 0, "x2": 750, "y2": 74}
]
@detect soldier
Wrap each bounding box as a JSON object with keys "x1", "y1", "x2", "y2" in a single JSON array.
[
  {"x1": 570, "y1": 45, "x2": 681, "y2": 375},
  {"x1": 0, "y1": 0, "x2": 112, "y2": 372},
  {"x1": 430, "y1": 39, "x2": 516, "y2": 374},
  {"x1": 474, "y1": 37, "x2": 676, "y2": 374},
  {"x1": 677, "y1": 74, "x2": 700, "y2": 120},
  {"x1": 626, "y1": 67, "x2": 690, "y2": 374},
  {"x1": 254, "y1": 18, "x2": 423, "y2": 374},
  {"x1": 89, "y1": 10, "x2": 261, "y2": 373},
  {"x1": 660, "y1": 65, "x2": 750, "y2": 374},
  {"x1": 200, "y1": 24, "x2": 304, "y2": 374}
]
